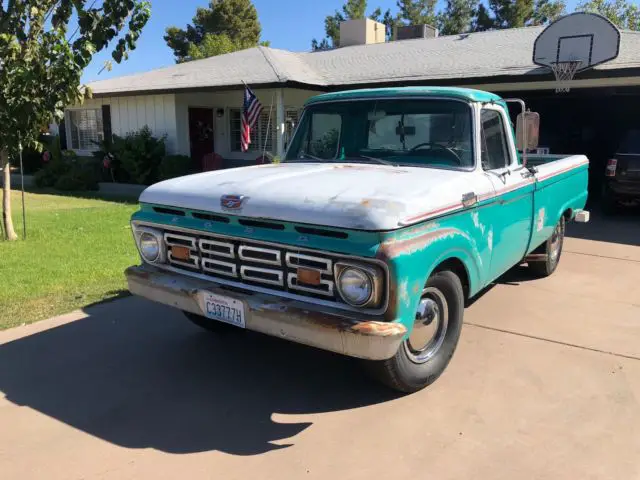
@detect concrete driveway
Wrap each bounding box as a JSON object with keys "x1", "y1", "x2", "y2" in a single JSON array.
[{"x1": 1, "y1": 211, "x2": 639, "y2": 480}]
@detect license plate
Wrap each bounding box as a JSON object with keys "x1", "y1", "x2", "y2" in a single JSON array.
[{"x1": 198, "y1": 292, "x2": 245, "y2": 328}]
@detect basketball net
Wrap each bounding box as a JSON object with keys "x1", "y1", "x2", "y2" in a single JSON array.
[{"x1": 550, "y1": 60, "x2": 582, "y2": 93}]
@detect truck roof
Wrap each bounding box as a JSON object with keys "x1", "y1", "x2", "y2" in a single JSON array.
[{"x1": 306, "y1": 86, "x2": 503, "y2": 105}]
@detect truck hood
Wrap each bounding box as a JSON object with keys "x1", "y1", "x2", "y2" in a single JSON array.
[{"x1": 140, "y1": 163, "x2": 479, "y2": 231}]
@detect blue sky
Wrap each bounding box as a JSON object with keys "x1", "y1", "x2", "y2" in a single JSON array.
[{"x1": 82, "y1": 0, "x2": 580, "y2": 83}]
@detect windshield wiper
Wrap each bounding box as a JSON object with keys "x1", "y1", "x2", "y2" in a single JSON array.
[{"x1": 351, "y1": 154, "x2": 397, "y2": 167}]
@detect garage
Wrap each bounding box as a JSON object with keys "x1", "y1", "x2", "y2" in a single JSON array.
[{"x1": 497, "y1": 87, "x2": 640, "y2": 206}]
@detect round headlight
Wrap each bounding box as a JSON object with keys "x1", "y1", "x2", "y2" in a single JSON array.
[
  {"x1": 338, "y1": 267, "x2": 373, "y2": 306},
  {"x1": 139, "y1": 232, "x2": 160, "y2": 262}
]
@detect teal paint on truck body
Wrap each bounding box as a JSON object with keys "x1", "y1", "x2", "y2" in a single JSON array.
[{"x1": 126, "y1": 87, "x2": 590, "y2": 381}]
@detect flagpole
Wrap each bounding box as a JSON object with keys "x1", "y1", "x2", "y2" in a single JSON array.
[{"x1": 262, "y1": 91, "x2": 275, "y2": 162}]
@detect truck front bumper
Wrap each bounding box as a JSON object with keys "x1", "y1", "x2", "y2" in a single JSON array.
[{"x1": 125, "y1": 265, "x2": 406, "y2": 361}]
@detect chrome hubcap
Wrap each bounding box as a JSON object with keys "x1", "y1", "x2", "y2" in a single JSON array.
[
  {"x1": 404, "y1": 287, "x2": 448, "y2": 364},
  {"x1": 549, "y1": 223, "x2": 562, "y2": 263}
]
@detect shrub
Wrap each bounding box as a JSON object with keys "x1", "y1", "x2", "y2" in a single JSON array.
[
  {"x1": 113, "y1": 126, "x2": 166, "y2": 185},
  {"x1": 158, "y1": 155, "x2": 196, "y2": 180},
  {"x1": 53, "y1": 167, "x2": 99, "y2": 191},
  {"x1": 21, "y1": 149, "x2": 45, "y2": 174},
  {"x1": 33, "y1": 157, "x2": 70, "y2": 188}
]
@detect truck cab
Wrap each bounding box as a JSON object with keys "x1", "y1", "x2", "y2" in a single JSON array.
[{"x1": 126, "y1": 87, "x2": 590, "y2": 393}]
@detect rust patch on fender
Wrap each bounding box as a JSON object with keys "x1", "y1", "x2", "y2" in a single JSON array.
[{"x1": 377, "y1": 228, "x2": 458, "y2": 260}]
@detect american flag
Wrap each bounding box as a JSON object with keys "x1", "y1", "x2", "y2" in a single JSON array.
[{"x1": 241, "y1": 85, "x2": 263, "y2": 152}]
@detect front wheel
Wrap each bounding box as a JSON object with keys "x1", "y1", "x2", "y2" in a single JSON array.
[
  {"x1": 365, "y1": 270, "x2": 464, "y2": 393},
  {"x1": 528, "y1": 216, "x2": 565, "y2": 278}
]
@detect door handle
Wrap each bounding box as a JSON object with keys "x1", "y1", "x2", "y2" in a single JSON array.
[{"x1": 462, "y1": 192, "x2": 478, "y2": 207}]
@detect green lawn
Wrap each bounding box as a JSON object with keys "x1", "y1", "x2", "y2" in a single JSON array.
[{"x1": 0, "y1": 190, "x2": 139, "y2": 329}]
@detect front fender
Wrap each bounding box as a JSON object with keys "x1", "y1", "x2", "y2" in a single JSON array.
[{"x1": 377, "y1": 220, "x2": 487, "y2": 332}]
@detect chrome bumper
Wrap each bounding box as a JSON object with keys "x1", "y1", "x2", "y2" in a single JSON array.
[{"x1": 125, "y1": 265, "x2": 406, "y2": 360}]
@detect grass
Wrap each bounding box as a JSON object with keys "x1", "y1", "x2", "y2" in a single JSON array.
[{"x1": 0, "y1": 189, "x2": 139, "y2": 330}]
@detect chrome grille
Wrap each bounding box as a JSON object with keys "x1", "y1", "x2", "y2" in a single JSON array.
[{"x1": 162, "y1": 228, "x2": 336, "y2": 299}]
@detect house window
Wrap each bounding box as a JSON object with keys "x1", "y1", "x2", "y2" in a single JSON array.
[
  {"x1": 68, "y1": 109, "x2": 104, "y2": 151},
  {"x1": 230, "y1": 108, "x2": 301, "y2": 153}
]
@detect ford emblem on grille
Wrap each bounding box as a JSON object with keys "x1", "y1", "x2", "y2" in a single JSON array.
[{"x1": 220, "y1": 194, "x2": 245, "y2": 210}]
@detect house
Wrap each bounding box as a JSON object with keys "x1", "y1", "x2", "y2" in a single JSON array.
[{"x1": 64, "y1": 18, "x2": 640, "y2": 176}]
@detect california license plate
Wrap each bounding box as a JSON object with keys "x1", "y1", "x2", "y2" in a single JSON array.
[{"x1": 198, "y1": 292, "x2": 245, "y2": 328}]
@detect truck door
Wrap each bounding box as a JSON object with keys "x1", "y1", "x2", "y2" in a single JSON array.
[{"x1": 479, "y1": 106, "x2": 535, "y2": 279}]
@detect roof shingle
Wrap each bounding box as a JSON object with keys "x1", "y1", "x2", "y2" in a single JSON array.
[{"x1": 87, "y1": 26, "x2": 640, "y2": 95}]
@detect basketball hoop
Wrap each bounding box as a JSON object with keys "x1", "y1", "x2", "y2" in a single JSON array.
[{"x1": 550, "y1": 60, "x2": 582, "y2": 93}]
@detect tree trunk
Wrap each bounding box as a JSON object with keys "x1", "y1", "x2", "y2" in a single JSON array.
[{"x1": 1, "y1": 151, "x2": 18, "y2": 241}]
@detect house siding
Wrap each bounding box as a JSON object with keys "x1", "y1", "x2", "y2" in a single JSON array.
[{"x1": 66, "y1": 94, "x2": 178, "y2": 153}]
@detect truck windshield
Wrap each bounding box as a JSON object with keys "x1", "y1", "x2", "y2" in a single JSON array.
[{"x1": 285, "y1": 99, "x2": 474, "y2": 169}]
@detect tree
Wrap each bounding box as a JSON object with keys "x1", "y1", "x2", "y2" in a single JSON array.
[
  {"x1": 371, "y1": 7, "x2": 399, "y2": 40},
  {"x1": 472, "y1": 0, "x2": 565, "y2": 30},
  {"x1": 165, "y1": 0, "x2": 265, "y2": 63},
  {"x1": 577, "y1": 0, "x2": 640, "y2": 30},
  {"x1": 438, "y1": 0, "x2": 477, "y2": 35},
  {"x1": 0, "y1": 0, "x2": 151, "y2": 241},
  {"x1": 396, "y1": 0, "x2": 438, "y2": 26}
]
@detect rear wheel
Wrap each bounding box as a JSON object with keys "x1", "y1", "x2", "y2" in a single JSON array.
[
  {"x1": 182, "y1": 311, "x2": 239, "y2": 333},
  {"x1": 528, "y1": 216, "x2": 565, "y2": 277},
  {"x1": 365, "y1": 270, "x2": 464, "y2": 393}
]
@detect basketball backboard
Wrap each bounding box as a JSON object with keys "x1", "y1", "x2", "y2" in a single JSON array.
[{"x1": 533, "y1": 12, "x2": 620, "y2": 72}]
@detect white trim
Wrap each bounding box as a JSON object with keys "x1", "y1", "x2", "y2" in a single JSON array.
[{"x1": 464, "y1": 75, "x2": 640, "y2": 92}]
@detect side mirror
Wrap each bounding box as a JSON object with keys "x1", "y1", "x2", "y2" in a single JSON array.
[{"x1": 516, "y1": 111, "x2": 540, "y2": 151}]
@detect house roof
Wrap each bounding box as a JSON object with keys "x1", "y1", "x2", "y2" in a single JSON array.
[{"x1": 87, "y1": 26, "x2": 640, "y2": 96}]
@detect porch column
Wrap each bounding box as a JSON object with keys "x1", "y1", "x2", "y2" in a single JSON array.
[{"x1": 275, "y1": 88, "x2": 285, "y2": 159}]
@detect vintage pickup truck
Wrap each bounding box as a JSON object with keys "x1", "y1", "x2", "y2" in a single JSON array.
[{"x1": 126, "y1": 87, "x2": 590, "y2": 392}]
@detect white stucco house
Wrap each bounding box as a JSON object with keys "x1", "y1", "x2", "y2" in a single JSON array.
[{"x1": 64, "y1": 18, "x2": 640, "y2": 170}]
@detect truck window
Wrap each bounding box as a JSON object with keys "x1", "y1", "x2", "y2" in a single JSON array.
[
  {"x1": 297, "y1": 113, "x2": 341, "y2": 160},
  {"x1": 286, "y1": 99, "x2": 474, "y2": 169},
  {"x1": 480, "y1": 109, "x2": 510, "y2": 170}
]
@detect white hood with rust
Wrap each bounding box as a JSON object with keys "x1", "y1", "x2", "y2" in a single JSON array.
[{"x1": 140, "y1": 163, "x2": 484, "y2": 231}]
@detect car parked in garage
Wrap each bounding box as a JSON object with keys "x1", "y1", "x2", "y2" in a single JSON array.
[{"x1": 602, "y1": 129, "x2": 640, "y2": 213}]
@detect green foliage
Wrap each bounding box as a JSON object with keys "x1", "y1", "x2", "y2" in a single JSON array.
[
  {"x1": 33, "y1": 149, "x2": 97, "y2": 191},
  {"x1": 53, "y1": 167, "x2": 99, "y2": 191},
  {"x1": 113, "y1": 126, "x2": 167, "y2": 185},
  {"x1": 0, "y1": 0, "x2": 152, "y2": 159},
  {"x1": 577, "y1": 0, "x2": 640, "y2": 29},
  {"x1": 158, "y1": 155, "x2": 197, "y2": 181},
  {"x1": 187, "y1": 33, "x2": 247, "y2": 60},
  {"x1": 472, "y1": 0, "x2": 565, "y2": 30},
  {"x1": 21, "y1": 150, "x2": 44, "y2": 174},
  {"x1": 438, "y1": 0, "x2": 477, "y2": 35},
  {"x1": 396, "y1": 0, "x2": 437, "y2": 26},
  {"x1": 165, "y1": 0, "x2": 267, "y2": 62}
]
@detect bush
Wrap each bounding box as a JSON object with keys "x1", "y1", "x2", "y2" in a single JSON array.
[
  {"x1": 33, "y1": 158, "x2": 70, "y2": 188},
  {"x1": 21, "y1": 149, "x2": 45, "y2": 174},
  {"x1": 158, "y1": 155, "x2": 196, "y2": 180},
  {"x1": 113, "y1": 126, "x2": 166, "y2": 185},
  {"x1": 54, "y1": 167, "x2": 99, "y2": 191},
  {"x1": 33, "y1": 151, "x2": 98, "y2": 191}
]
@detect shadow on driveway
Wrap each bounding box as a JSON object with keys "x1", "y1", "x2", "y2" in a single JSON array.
[
  {"x1": 0, "y1": 297, "x2": 398, "y2": 456},
  {"x1": 565, "y1": 206, "x2": 640, "y2": 247}
]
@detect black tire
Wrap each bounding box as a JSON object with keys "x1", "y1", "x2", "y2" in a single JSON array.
[
  {"x1": 528, "y1": 216, "x2": 565, "y2": 278},
  {"x1": 182, "y1": 310, "x2": 239, "y2": 333},
  {"x1": 365, "y1": 270, "x2": 464, "y2": 393}
]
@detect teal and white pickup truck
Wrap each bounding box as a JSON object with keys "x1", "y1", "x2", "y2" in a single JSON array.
[{"x1": 126, "y1": 87, "x2": 590, "y2": 392}]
